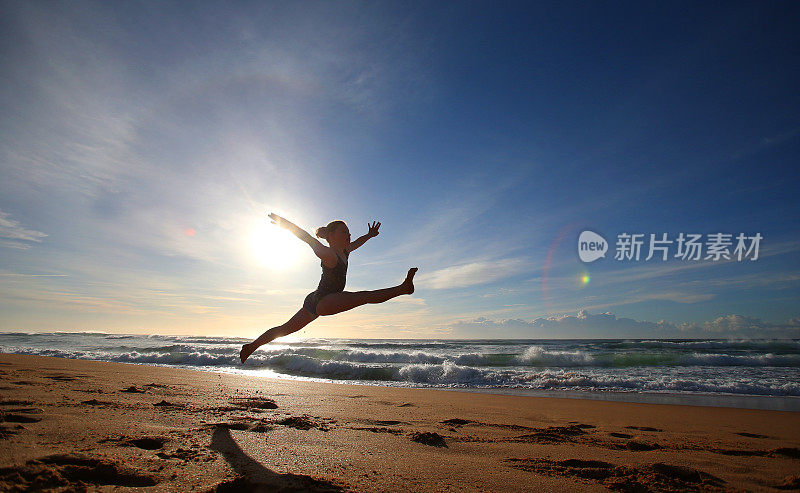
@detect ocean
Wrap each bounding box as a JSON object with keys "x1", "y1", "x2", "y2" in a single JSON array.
[{"x1": 2, "y1": 332, "x2": 799, "y2": 411}]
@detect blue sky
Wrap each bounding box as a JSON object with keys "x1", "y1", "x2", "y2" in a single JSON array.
[{"x1": 1, "y1": 1, "x2": 799, "y2": 339}]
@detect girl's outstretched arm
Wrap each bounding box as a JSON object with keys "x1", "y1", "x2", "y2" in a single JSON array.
[
  {"x1": 347, "y1": 221, "x2": 380, "y2": 253},
  {"x1": 268, "y1": 213, "x2": 336, "y2": 265}
]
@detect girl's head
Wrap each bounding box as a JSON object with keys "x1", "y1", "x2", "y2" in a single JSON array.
[{"x1": 315, "y1": 220, "x2": 350, "y2": 248}]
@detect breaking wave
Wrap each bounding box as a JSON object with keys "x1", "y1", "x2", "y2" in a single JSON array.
[{"x1": 1, "y1": 333, "x2": 798, "y2": 398}]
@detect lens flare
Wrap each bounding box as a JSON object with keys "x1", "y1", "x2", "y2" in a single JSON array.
[
  {"x1": 581, "y1": 273, "x2": 590, "y2": 285},
  {"x1": 541, "y1": 222, "x2": 581, "y2": 313}
]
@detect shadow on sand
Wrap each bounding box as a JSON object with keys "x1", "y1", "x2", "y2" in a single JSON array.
[{"x1": 209, "y1": 426, "x2": 344, "y2": 492}]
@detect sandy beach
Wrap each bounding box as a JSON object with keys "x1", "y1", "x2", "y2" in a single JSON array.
[{"x1": 1, "y1": 353, "x2": 798, "y2": 492}]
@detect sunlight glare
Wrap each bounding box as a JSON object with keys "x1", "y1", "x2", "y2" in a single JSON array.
[{"x1": 250, "y1": 221, "x2": 303, "y2": 269}]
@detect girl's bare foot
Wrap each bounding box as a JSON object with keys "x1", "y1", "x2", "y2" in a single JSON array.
[
  {"x1": 240, "y1": 343, "x2": 256, "y2": 364},
  {"x1": 402, "y1": 267, "x2": 418, "y2": 294}
]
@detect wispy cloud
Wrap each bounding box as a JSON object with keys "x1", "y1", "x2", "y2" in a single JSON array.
[
  {"x1": 0, "y1": 272, "x2": 66, "y2": 277},
  {"x1": 621, "y1": 291, "x2": 716, "y2": 304},
  {"x1": 0, "y1": 210, "x2": 47, "y2": 249},
  {"x1": 419, "y1": 257, "x2": 530, "y2": 289}
]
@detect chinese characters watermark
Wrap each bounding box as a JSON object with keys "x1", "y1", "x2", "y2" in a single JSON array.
[{"x1": 578, "y1": 231, "x2": 762, "y2": 263}]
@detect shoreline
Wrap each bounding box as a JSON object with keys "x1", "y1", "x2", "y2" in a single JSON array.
[
  {"x1": 2, "y1": 353, "x2": 799, "y2": 491},
  {"x1": 225, "y1": 364, "x2": 800, "y2": 412},
  {"x1": 220, "y1": 366, "x2": 800, "y2": 412},
  {"x1": 443, "y1": 387, "x2": 800, "y2": 412}
]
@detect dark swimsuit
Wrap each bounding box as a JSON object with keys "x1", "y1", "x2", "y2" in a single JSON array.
[{"x1": 303, "y1": 249, "x2": 349, "y2": 316}]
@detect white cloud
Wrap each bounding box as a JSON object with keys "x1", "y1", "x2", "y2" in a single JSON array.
[{"x1": 676, "y1": 314, "x2": 800, "y2": 336}]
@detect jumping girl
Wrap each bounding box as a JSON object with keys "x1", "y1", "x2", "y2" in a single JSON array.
[{"x1": 239, "y1": 213, "x2": 417, "y2": 363}]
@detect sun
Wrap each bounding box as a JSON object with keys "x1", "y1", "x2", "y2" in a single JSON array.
[{"x1": 250, "y1": 220, "x2": 304, "y2": 269}]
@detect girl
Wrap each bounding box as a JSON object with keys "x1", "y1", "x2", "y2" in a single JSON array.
[{"x1": 240, "y1": 213, "x2": 417, "y2": 363}]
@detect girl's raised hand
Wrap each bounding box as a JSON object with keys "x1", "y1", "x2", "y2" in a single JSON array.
[
  {"x1": 268, "y1": 213, "x2": 288, "y2": 228},
  {"x1": 367, "y1": 221, "x2": 381, "y2": 238}
]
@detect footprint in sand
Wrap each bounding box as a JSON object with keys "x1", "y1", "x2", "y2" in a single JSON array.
[
  {"x1": 712, "y1": 447, "x2": 800, "y2": 459},
  {"x1": 446, "y1": 420, "x2": 533, "y2": 431},
  {"x1": 228, "y1": 397, "x2": 278, "y2": 410},
  {"x1": 712, "y1": 448, "x2": 768, "y2": 457},
  {"x1": 510, "y1": 424, "x2": 594, "y2": 444},
  {"x1": 505, "y1": 457, "x2": 725, "y2": 490},
  {"x1": 43, "y1": 374, "x2": 78, "y2": 382},
  {"x1": 210, "y1": 397, "x2": 278, "y2": 414},
  {"x1": 144, "y1": 383, "x2": 169, "y2": 389},
  {"x1": 153, "y1": 400, "x2": 185, "y2": 408},
  {"x1": 0, "y1": 454, "x2": 158, "y2": 489},
  {"x1": 625, "y1": 425, "x2": 663, "y2": 432},
  {"x1": 124, "y1": 437, "x2": 168, "y2": 450},
  {"x1": 211, "y1": 475, "x2": 343, "y2": 492},
  {"x1": 0, "y1": 398, "x2": 38, "y2": 406},
  {"x1": 735, "y1": 432, "x2": 770, "y2": 439},
  {"x1": 349, "y1": 426, "x2": 404, "y2": 435},
  {"x1": 362, "y1": 419, "x2": 407, "y2": 426},
  {"x1": 249, "y1": 422, "x2": 274, "y2": 433},
  {"x1": 11, "y1": 380, "x2": 40, "y2": 386},
  {"x1": 81, "y1": 399, "x2": 116, "y2": 407},
  {"x1": 275, "y1": 415, "x2": 335, "y2": 431},
  {"x1": 625, "y1": 440, "x2": 661, "y2": 451},
  {"x1": 205, "y1": 422, "x2": 252, "y2": 431},
  {"x1": 157, "y1": 448, "x2": 215, "y2": 462},
  {"x1": 120, "y1": 386, "x2": 147, "y2": 393},
  {"x1": 773, "y1": 447, "x2": 800, "y2": 458},
  {"x1": 410, "y1": 432, "x2": 447, "y2": 448},
  {"x1": 0, "y1": 424, "x2": 26, "y2": 438},
  {"x1": 1, "y1": 412, "x2": 42, "y2": 423}
]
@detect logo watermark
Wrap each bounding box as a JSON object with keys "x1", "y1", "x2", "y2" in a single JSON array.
[
  {"x1": 578, "y1": 231, "x2": 762, "y2": 263},
  {"x1": 578, "y1": 231, "x2": 608, "y2": 263}
]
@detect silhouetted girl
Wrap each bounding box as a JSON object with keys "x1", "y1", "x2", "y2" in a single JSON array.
[{"x1": 240, "y1": 213, "x2": 417, "y2": 363}]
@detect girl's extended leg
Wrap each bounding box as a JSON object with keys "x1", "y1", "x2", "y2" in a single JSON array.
[
  {"x1": 240, "y1": 308, "x2": 318, "y2": 363},
  {"x1": 316, "y1": 268, "x2": 417, "y2": 317}
]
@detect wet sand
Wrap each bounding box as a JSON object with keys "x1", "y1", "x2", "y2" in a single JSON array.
[{"x1": 1, "y1": 353, "x2": 798, "y2": 491}]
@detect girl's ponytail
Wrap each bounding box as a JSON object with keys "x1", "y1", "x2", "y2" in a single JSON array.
[{"x1": 316, "y1": 220, "x2": 346, "y2": 242}]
